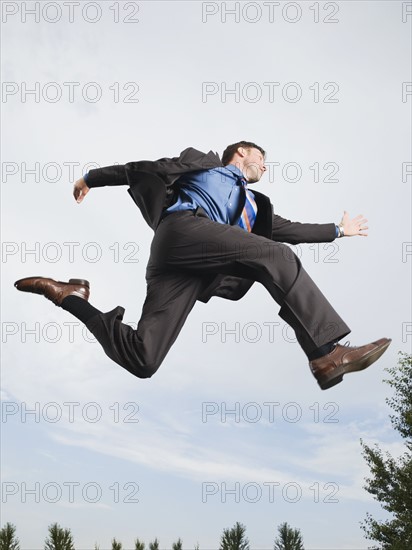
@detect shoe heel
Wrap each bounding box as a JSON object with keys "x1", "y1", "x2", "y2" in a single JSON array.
[
  {"x1": 69, "y1": 278, "x2": 90, "y2": 287},
  {"x1": 319, "y1": 374, "x2": 343, "y2": 391}
]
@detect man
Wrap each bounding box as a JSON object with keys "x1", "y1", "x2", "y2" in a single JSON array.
[{"x1": 14, "y1": 141, "x2": 391, "y2": 390}]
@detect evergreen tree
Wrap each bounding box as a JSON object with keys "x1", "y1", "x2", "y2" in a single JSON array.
[
  {"x1": 219, "y1": 521, "x2": 249, "y2": 550},
  {"x1": 274, "y1": 522, "x2": 304, "y2": 550},
  {"x1": 0, "y1": 523, "x2": 20, "y2": 550},
  {"x1": 148, "y1": 538, "x2": 159, "y2": 550},
  {"x1": 172, "y1": 539, "x2": 183, "y2": 550},
  {"x1": 44, "y1": 523, "x2": 74, "y2": 550},
  {"x1": 111, "y1": 539, "x2": 122, "y2": 550},
  {"x1": 134, "y1": 539, "x2": 145, "y2": 550},
  {"x1": 361, "y1": 352, "x2": 412, "y2": 547}
]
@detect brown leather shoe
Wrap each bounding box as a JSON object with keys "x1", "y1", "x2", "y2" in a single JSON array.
[
  {"x1": 14, "y1": 277, "x2": 90, "y2": 306},
  {"x1": 309, "y1": 338, "x2": 392, "y2": 390}
]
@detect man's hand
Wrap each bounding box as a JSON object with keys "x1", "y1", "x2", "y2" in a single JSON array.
[
  {"x1": 339, "y1": 211, "x2": 369, "y2": 237},
  {"x1": 73, "y1": 177, "x2": 90, "y2": 204}
]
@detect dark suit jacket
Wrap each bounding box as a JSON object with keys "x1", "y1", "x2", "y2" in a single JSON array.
[{"x1": 86, "y1": 147, "x2": 336, "y2": 303}]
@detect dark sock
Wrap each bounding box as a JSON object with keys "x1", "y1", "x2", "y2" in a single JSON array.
[
  {"x1": 307, "y1": 341, "x2": 337, "y2": 361},
  {"x1": 61, "y1": 295, "x2": 102, "y2": 325}
]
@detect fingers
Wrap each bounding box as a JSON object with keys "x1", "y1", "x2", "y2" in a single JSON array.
[
  {"x1": 353, "y1": 215, "x2": 368, "y2": 236},
  {"x1": 77, "y1": 188, "x2": 87, "y2": 203},
  {"x1": 73, "y1": 180, "x2": 89, "y2": 203},
  {"x1": 73, "y1": 186, "x2": 81, "y2": 202},
  {"x1": 343, "y1": 213, "x2": 369, "y2": 225},
  {"x1": 357, "y1": 221, "x2": 368, "y2": 230},
  {"x1": 357, "y1": 224, "x2": 368, "y2": 236},
  {"x1": 73, "y1": 186, "x2": 84, "y2": 203}
]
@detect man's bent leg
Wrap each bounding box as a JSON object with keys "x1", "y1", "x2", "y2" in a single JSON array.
[
  {"x1": 148, "y1": 211, "x2": 391, "y2": 389},
  {"x1": 84, "y1": 272, "x2": 209, "y2": 378},
  {"x1": 149, "y1": 210, "x2": 350, "y2": 357}
]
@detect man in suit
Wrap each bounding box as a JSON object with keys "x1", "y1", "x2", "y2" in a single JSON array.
[{"x1": 14, "y1": 141, "x2": 391, "y2": 390}]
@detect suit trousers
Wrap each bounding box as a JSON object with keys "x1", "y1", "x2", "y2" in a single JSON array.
[{"x1": 85, "y1": 208, "x2": 351, "y2": 378}]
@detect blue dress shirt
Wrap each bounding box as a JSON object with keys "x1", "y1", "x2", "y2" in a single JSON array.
[{"x1": 163, "y1": 164, "x2": 253, "y2": 226}]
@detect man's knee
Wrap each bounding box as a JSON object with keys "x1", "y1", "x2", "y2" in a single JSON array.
[
  {"x1": 122, "y1": 359, "x2": 161, "y2": 380},
  {"x1": 134, "y1": 362, "x2": 160, "y2": 379},
  {"x1": 100, "y1": 345, "x2": 162, "y2": 379}
]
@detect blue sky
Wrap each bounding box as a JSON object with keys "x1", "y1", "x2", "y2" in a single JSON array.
[{"x1": 1, "y1": 0, "x2": 411, "y2": 547}]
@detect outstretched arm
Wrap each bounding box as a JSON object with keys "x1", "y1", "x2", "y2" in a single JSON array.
[
  {"x1": 271, "y1": 210, "x2": 368, "y2": 244},
  {"x1": 271, "y1": 213, "x2": 336, "y2": 244},
  {"x1": 71, "y1": 148, "x2": 219, "y2": 204}
]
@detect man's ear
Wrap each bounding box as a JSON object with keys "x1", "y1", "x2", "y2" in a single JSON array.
[{"x1": 237, "y1": 147, "x2": 246, "y2": 158}]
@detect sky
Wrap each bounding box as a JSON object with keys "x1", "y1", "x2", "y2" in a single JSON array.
[{"x1": 1, "y1": 0, "x2": 411, "y2": 548}]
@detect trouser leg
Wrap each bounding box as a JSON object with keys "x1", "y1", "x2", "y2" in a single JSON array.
[
  {"x1": 147, "y1": 209, "x2": 350, "y2": 356},
  {"x1": 85, "y1": 272, "x2": 209, "y2": 378}
]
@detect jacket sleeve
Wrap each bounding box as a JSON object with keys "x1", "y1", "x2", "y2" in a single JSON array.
[
  {"x1": 83, "y1": 148, "x2": 221, "y2": 189},
  {"x1": 271, "y1": 212, "x2": 337, "y2": 244},
  {"x1": 83, "y1": 155, "x2": 179, "y2": 188},
  {"x1": 85, "y1": 164, "x2": 128, "y2": 188}
]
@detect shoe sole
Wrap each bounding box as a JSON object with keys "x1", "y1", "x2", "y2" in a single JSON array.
[{"x1": 318, "y1": 339, "x2": 392, "y2": 390}]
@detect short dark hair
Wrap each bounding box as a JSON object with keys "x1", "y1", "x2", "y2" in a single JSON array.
[{"x1": 221, "y1": 141, "x2": 266, "y2": 166}]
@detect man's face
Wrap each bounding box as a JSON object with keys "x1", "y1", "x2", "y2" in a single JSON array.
[{"x1": 242, "y1": 147, "x2": 266, "y2": 183}]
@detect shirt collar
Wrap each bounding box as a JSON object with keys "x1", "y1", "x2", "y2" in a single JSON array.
[{"x1": 224, "y1": 164, "x2": 247, "y2": 183}]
